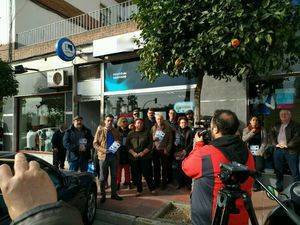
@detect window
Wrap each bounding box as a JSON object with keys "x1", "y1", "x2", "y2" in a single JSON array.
[
  {"x1": 77, "y1": 64, "x2": 100, "y2": 81},
  {"x1": 104, "y1": 89, "x2": 195, "y2": 119},
  {"x1": 249, "y1": 76, "x2": 300, "y2": 129},
  {"x1": 18, "y1": 95, "x2": 65, "y2": 151}
]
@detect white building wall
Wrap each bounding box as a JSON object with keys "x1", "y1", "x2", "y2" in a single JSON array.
[
  {"x1": 14, "y1": 0, "x2": 64, "y2": 34},
  {"x1": 0, "y1": 0, "x2": 12, "y2": 44}
]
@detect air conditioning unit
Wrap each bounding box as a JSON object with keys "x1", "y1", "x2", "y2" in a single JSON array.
[{"x1": 47, "y1": 70, "x2": 67, "y2": 87}]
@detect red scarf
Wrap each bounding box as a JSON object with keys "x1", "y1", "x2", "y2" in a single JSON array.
[{"x1": 247, "y1": 124, "x2": 261, "y2": 134}]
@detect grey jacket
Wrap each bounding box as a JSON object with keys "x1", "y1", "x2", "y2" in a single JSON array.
[
  {"x1": 11, "y1": 201, "x2": 83, "y2": 225},
  {"x1": 242, "y1": 127, "x2": 268, "y2": 156}
]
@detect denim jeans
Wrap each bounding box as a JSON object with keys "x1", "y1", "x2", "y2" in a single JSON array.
[
  {"x1": 99, "y1": 155, "x2": 118, "y2": 197},
  {"x1": 68, "y1": 157, "x2": 88, "y2": 172},
  {"x1": 273, "y1": 148, "x2": 300, "y2": 190}
]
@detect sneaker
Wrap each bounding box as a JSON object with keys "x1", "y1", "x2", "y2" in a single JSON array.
[
  {"x1": 100, "y1": 195, "x2": 106, "y2": 204},
  {"x1": 151, "y1": 190, "x2": 157, "y2": 195},
  {"x1": 111, "y1": 194, "x2": 123, "y2": 201}
]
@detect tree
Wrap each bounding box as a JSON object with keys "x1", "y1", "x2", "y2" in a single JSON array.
[
  {"x1": 0, "y1": 59, "x2": 18, "y2": 98},
  {"x1": 134, "y1": 0, "x2": 300, "y2": 122}
]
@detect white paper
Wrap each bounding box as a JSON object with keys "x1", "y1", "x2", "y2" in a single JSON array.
[
  {"x1": 155, "y1": 131, "x2": 165, "y2": 141},
  {"x1": 108, "y1": 141, "x2": 121, "y2": 153},
  {"x1": 250, "y1": 145, "x2": 259, "y2": 154}
]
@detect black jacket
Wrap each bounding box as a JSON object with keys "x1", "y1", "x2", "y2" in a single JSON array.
[
  {"x1": 176, "y1": 126, "x2": 194, "y2": 154},
  {"x1": 11, "y1": 201, "x2": 83, "y2": 225},
  {"x1": 63, "y1": 125, "x2": 93, "y2": 162},
  {"x1": 144, "y1": 117, "x2": 156, "y2": 132},
  {"x1": 118, "y1": 127, "x2": 130, "y2": 165},
  {"x1": 51, "y1": 130, "x2": 66, "y2": 156},
  {"x1": 271, "y1": 120, "x2": 300, "y2": 153}
]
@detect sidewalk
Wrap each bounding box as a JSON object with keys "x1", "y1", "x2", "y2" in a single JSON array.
[{"x1": 97, "y1": 183, "x2": 277, "y2": 224}]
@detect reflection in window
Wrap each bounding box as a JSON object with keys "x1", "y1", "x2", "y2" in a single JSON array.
[
  {"x1": 18, "y1": 95, "x2": 65, "y2": 151},
  {"x1": 249, "y1": 76, "x2": 300, "y2": 129},
  {"x1": 104, "y1": 89, "x2": 195, "y2": 118}
]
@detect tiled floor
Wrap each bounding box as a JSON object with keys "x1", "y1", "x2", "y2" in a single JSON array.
[{"x1": 97, "y1": 183, "x2": 278, "y2": 224}]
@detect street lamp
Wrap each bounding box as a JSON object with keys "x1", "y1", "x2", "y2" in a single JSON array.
[{"x1": 14, "y1": 65, "x2": 40, "y2": 74}]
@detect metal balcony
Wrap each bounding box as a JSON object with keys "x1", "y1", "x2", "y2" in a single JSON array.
[{"x1": 16, "y1": 0, "x2": 137, "y2": 48}]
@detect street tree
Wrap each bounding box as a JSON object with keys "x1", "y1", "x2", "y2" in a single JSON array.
[
  {"x1": 134, "y1": 0, "x2": 300, "y2": 122},
  {"x1": 0, "y1": 59, "x2": 18, "y2": 99}
]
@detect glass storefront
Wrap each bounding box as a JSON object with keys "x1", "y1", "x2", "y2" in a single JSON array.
[
  {"x1": 249, "y1": 76, "x2": 300, "y2": 129},
  {"x1": 104, "y1": 89, "x2": 195, "y2": 119},
  {"x1": 18, "y1": 94, "x2": 65, "y2": 151},
  {"x1": 104, "y1": 60, "x2": 196, "y2": 119}
]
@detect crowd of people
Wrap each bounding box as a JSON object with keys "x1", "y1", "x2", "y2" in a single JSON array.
[
  {"x1": 57, "y1": 108, "x2": 300, "y2": 197},
  {"x1": 1, "y1": 108, "x2": 300, "y2": 225}
]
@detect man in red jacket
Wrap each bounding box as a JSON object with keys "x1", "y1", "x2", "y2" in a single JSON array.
[{"x1": 182, "y1": 110, "x2": 255, "y2": 225}]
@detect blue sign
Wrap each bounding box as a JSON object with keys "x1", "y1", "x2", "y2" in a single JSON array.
[
  {"x1": 104, "y1": 60, "x2": 196, "y2": 92},
  {"x1": 55, "y1": 37, "x2": 76, "y2": 61}
]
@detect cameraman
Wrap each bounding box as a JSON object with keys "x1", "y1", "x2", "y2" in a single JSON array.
[{"x1": 182, "y1": 110, "x2": 255, "y2": 225}]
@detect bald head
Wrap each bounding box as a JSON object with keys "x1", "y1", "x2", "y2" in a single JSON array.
[{"x1": 210, "y1": 110, "x2": 240, "y2": 139}]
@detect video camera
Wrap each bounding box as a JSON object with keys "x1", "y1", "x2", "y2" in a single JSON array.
[
  {"x1": 194, "y1": 116, "x2": 212, "y2": 144},
  {"x1": 220, "y1": 162, "x2": 257, "y2": 186}
]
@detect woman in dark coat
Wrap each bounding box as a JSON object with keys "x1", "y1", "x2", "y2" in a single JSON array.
[{"x1": 116, "y1": 117, "x2": 131, "y2": 190}]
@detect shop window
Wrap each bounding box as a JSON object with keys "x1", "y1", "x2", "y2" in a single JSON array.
[
  {"x1": 249, "y1": 76, "x2": 300, "y2": 130},
  {"x1": 18, "y1": 95, "x2": 65, "y2": 151},
  {"x1": 77, "y1": 64, "x2": 100, "y2": 81},
  {"x1": 104, "y1": 89, "x2": 195, "y2": 120}
]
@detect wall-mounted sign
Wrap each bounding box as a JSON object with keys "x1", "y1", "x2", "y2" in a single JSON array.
[
  {"x1": 174, "y1": 101, "x2": 194, "y2": 113},
  {"x1": 104, "y1": 60, "x2": 196, "y2": 92},
  {"x1": 275, "y1": 88, "x2": 295, "y2": 109},
  {"x1": 55, "y1": 37, "x2": 76, "y2": 61}
]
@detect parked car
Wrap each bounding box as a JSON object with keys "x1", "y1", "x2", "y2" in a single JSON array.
[{"x1": 0, "y1": 152, "x2": 97, "y2": 225}]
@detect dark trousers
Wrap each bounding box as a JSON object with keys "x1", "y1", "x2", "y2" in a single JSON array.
[
  {"x1": 253, "y1": 156, "x2": 264, "y2": 189},
  {"x1": 53, "y1": 149, "x2": 66, "y2": 169},
  {"x1": 273, "y1": 148, "x2": 300, "y2": 190},
  {"x1": 99, "y1": 155, "x2": 118, "y2": 197},
  {"x1": 173, "y1": 160, "x2": 191, "y2": 187},
  {"x1": 68, "y1": 157, "x2": 88, "y2": 172},
  {"x1": 131, "y1": 158, "x2": 155, "y2": 193},
  {"x1": 153, "y1": 150, "x2": 169, "y2": 187}
]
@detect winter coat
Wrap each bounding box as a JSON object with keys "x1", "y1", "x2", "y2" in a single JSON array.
[{"x1": 63, "y1": 125, "x2": 93, "y2": 162}]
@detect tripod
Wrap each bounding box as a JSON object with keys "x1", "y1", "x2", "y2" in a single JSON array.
[{"x1": 212, "y1": 183, "x2": 259, "y2": 225}]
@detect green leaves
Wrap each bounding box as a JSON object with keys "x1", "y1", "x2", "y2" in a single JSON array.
[
  {"x1": 0, "y1": 59, "x2": 18, "y2": 98},
  {"x1": 134, "y1": 0, "x2": 300, "y2": 82}
]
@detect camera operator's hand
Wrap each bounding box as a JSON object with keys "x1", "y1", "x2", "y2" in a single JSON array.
[
  {"x1": 0, "y1": 153, "x2": 57, "y2": 220},
  {"x1": 194, "y1": 132, "x2": 204, "y2": 143}
]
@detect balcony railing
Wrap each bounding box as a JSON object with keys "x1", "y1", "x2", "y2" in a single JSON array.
[{"x1": 16, "y1": 0, "x2": 137, "y2": 48}]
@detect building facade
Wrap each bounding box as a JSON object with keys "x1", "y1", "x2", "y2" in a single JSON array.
[{"x1": 4, "y1": 0, "x2": 291, "y2": 153}]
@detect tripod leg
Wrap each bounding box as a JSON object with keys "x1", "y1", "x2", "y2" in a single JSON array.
[
  {"x1": 242, "y1": 193, "x2": 259, "y2": 225},
  {"x1": 212, "y1": 192, "x2": 231, "y2": 225}
]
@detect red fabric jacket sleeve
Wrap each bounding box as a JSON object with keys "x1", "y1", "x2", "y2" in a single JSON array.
[{"x1": 182, "y1": 141, "x2": 205, "y2": 179}]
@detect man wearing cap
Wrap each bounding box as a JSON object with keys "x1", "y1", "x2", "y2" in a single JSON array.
[{"x1": 63, "y1": 116, "x2": 94, "y2": 172}]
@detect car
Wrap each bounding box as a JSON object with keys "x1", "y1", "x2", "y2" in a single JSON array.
[{"x1": 0, "y1": 152, "x2": 97, "y2": 225}]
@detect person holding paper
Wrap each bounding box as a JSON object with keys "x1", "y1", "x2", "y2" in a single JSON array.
[
  {"x1": 151, "y1": 113, "x2": 173, "y2": 190},
  {"x1": 242, "y1": 116, "x2": 268, "y2": 191},
  {"x1": 93, "y1": 114, "x2": 122, "y2": 203},
  {"x1": 126, "y1": 118, "x2": 156, "y2": 196},
  {"x1": 63, "y1": 116, "x2": 93, "y2": 172}
]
